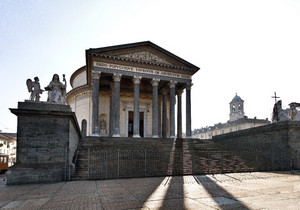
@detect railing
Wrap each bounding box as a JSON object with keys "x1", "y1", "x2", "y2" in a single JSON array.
[{"x1": 72, "y1": 148, "x2": 297, "y2": 180}]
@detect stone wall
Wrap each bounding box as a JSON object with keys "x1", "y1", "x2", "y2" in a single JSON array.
[
  {"x1": 213, "y1": 121, "x2": 300, "y2": 169},
  {"x1": 7, "y1": 101, "x2": 81, "y2": 184}
]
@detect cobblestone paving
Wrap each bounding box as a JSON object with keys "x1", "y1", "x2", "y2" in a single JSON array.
[{"x1": 0, "y1": 171, "x2": 299, "y2": 209}]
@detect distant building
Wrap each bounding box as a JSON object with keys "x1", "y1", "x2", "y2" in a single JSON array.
[
  {"x1": 192, "y1": 94, "x2": 270, "y2": 139},
  {"x1": 0, "y1": 131, "x2": 17, "y2": 166}
]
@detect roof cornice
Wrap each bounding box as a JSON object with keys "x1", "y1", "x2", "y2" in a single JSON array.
[
  {"x1": 87, "y1": 41, "x2": 200, "y2": 71},
  {"x1": 89, "y1": 52, "x2": 196, "y2": 72}
]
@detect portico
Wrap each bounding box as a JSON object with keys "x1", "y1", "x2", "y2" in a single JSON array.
[{"x1": 66, "y1": 41, "x2": 199, "y2": 138}]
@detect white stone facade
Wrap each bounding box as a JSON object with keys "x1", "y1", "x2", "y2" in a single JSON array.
[{"x1": 66, "y1": 41, "x2": 199, "y2": 138}]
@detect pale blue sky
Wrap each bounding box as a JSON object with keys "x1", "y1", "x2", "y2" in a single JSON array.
[{"x1": 1, "y1": 0, "x2": 300, "y2": 132}]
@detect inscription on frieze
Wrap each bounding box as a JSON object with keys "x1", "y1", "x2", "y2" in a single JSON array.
[{"x1": 94, "y1": 62, "x2": 191, "y2": 80}]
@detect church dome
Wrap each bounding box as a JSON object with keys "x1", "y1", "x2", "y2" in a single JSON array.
[{"x1": 231, "y1": 94, "x2": 243, "y2": 103}]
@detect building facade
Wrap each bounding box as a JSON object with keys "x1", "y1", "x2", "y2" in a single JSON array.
[
  {"x1": 0, "y1": 132, "x2": 16, "y2": 166},
  {"x1": 193, "y1": 94, "x2": 270, "y2": 139},
  {"x1": 66, "y1": 41, "x2": 199, "y2": 138}
]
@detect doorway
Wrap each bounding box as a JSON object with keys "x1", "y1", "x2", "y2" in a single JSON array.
[{"x1": 128, "y1": 111, "x2": 144, "y2": 137}]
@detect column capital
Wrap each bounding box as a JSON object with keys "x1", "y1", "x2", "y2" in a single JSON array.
[
  {"x1": 92, "y1": 71, "x2": 101, "y2": 80},
  {"x1": 177, "y1": 89, "x2": 184, "y2": 96},
  {"x1": 185, "y1": 83, "x2": 193, "y2": 90},
  {"x1": 151, "y1": 78, "x2": 160, "y2": 86},
  {"x1": 168, "y1": 81, "x2": 177, "y2": 88},
  {"x1": 132, "y1": 76, "x2": 142, "y2": 84},
  {"x1": 113, "y1": 73, "x2": 122, "y2": 82}
]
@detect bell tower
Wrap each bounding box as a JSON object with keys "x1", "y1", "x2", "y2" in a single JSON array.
[{"x1": 229, "y1": 93, "x2": 244, "y2": 121}]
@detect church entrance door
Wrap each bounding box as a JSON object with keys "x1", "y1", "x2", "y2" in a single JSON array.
[{"x1": 128, "y1": 111, "x2": 144, "y2": 137}]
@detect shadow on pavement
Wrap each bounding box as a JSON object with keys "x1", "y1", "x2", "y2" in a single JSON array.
[{"x1": 195, "y1": 175, "x2": 250, "y2": 209}]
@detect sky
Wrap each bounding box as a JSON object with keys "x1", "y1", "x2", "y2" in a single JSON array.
[{"x1": 1, "y1": 0, "x2": 300, "y2": 133}]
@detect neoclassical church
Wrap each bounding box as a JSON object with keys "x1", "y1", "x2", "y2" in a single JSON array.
[
  {"x1": 66, "y1": 41, "x2": 199, "y2": 138},
  {"x1": 192, "y1": 94, "x2": 271, "y2": 139}
]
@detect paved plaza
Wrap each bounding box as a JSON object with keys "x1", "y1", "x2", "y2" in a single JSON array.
[{"x1": 0, "y1": 171, "x2": 299, "y2": 209}]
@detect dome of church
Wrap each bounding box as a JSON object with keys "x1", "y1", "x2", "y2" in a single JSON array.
[{"x1": 231, "y1": 94, "x2": 243, "y2": 102}]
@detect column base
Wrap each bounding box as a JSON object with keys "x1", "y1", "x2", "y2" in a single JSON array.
[
  {"x1": 152, "y1": 135, "x2": 159, "y2": 138},
  {"x1": 170, "y1": 135, "x2": 176, "y2": 139},
  {"x1": 112, "y1": 134, "x2": 121, "y2": 137},
  {"x1": 133, "y1": 134, "x2": 141, "y2": 138}
]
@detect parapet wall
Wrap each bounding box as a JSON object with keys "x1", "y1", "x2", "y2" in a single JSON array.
[{"x1": 213, "y1": 121, "x2": 300, "y2": 169}]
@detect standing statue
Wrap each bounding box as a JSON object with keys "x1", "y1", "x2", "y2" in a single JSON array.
[
  {"x1": 45, "y1": 74, "x2": 67, "y2": 104},
  {"x1": 26, "y1": 77, "x2": 44, "y2": 101},
  {"x1": 100, "y1": 119, "x2": 107, "y2": 135},
  {"x1": 288, "y1": 102, "x2": 300, "y2": 120},
  {"x1": 272, "y1": 100, "x2": 300, "y2": 122}
]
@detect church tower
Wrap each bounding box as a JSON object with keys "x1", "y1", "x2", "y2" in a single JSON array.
[{"x1": 229, "y1": 94, "x2": 245, "y2": 122}]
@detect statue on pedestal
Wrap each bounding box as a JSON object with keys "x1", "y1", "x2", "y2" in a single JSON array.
[
  {"x1": 45, "y1": 74, "x2": 67, "y2": 104},
  {"x1": 26, "y1": 77, "x2": 44, "y2": 101}
]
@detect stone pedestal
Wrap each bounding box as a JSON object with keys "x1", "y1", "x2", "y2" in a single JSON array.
[{"x1": 7, "y1": 101, "x2": 81, "y2": 184}]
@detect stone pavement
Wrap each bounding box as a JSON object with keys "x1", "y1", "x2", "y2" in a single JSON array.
[{"x1": 0, "y1": 171, "x2": 299, "y2": 209}]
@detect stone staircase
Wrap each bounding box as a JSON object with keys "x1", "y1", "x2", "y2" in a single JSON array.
[{"x1": 71, "y1": 137, "x2": 260, "y2": 181}]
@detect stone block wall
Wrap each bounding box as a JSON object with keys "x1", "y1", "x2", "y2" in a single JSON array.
[
  {"x1": 7, "y1": 101, "x2": 81, "y2": 184},
  {"x1": 213, "y1": 121, "x2": 300, "y2": 169}
]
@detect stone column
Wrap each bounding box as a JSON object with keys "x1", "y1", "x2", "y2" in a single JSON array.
[
  {"x1": 133, "y1": 76, "x2": 141, "y2": 138},
  {"x1": 158, "y1": 97, "x2": 162, "y2": 137},
  {"x1": 151, "y1": 79, "x2": 160, "y2": 138},
  {"x1": 186, "y1": 83, "x2": 193, "y2": 138},
  {"x1": 177, "y1": 89, "x2": 183, "y2": 138},
  {"x1": 109, "y1": 82, "x2": 114, "y2": 137},
  {"x1": 161, "y1": 89, "x2": 168, "y2": 138},
  {"x1": 112, "y1": 74, "x2": 122, "y2": 137},
  {"x1": 91, "y1": 71, "x2": 101, "y2": 136},
  {"x1": 169, "y1": 81, "x2": 177, "y2": 138}
]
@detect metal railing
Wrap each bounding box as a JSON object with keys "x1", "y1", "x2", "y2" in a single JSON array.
[{"x1": 72, "y1": 148, "x2": 297, "y2": 180}]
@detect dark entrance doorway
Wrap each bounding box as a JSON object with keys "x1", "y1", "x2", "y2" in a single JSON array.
[{"x1": 128, "y1": 111, "x2": 144, "y2": 137}]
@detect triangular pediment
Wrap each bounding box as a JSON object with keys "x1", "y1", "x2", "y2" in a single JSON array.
[{"x1": 87, "y1": 41, "x2": 200, "y2": 71}]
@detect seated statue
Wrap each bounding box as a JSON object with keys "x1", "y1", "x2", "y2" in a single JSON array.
[
  {"x1": 272, "y1": 100, "x2": 300, "y2": 122},
  {"x1": 26, "y1": 77, "x2": 44, "y2": 101},
  {"x1": 45, "y1": 74, "x2": 67, "y2": 104}
]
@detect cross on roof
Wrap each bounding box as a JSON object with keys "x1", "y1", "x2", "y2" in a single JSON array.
[{"x1": 272, "y1": 92, "x2": 280, "y2": 103}]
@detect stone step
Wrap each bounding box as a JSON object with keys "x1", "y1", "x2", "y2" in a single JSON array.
[{"x1": 71, "y1": 137, "x2": 261, "y2": 180}]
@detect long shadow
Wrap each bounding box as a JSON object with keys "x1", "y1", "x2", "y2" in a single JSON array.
[
  {"x1": 195, "y1": 175, "x2": 250, "y2": 209},
  {"x1": 140, "y1": 138, "x2": 251, "y2": 209},
  {"x1": 138, "y1": 138, "x2": 186, "y2": 209},
  {"x1": 160, "y1": 138, "x2": 185, "y2": 209}
]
